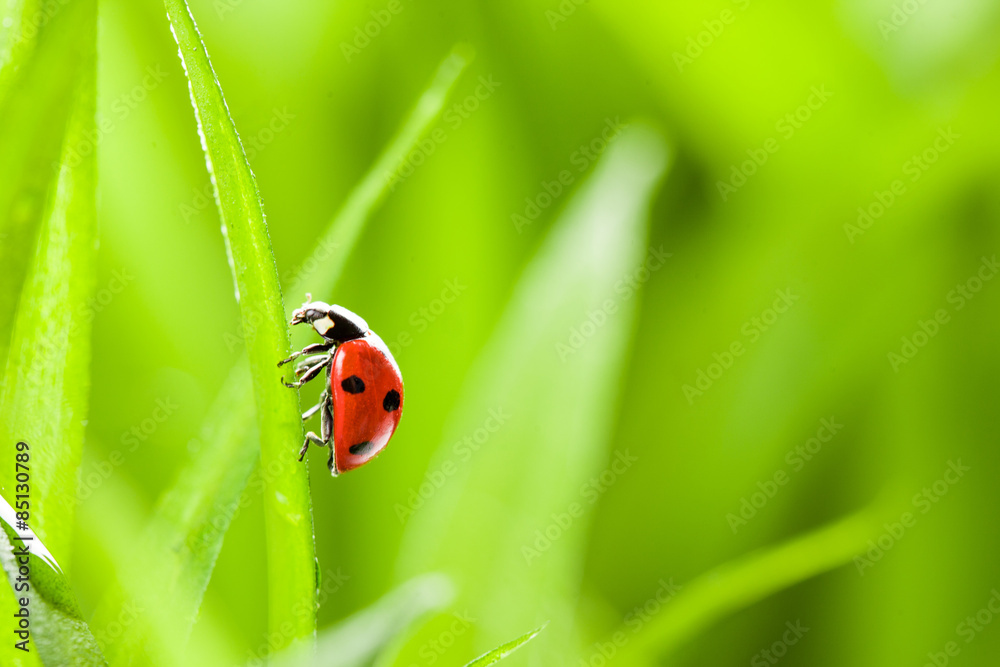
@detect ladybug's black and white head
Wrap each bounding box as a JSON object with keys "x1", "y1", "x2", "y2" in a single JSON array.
[{"x1": 290, "y1": 295, "x2": 369, "y2": 343}]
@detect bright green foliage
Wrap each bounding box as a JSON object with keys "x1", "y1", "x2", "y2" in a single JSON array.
[{"x1": 4, "y1": 1, "x2": 1000, "y2": 665}]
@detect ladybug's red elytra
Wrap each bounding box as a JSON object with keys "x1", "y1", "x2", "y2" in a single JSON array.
[{"x1": 278, "y1": 295, "x2": 403, "y2": 475}]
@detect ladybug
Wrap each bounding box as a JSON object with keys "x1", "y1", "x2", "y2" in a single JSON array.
[{"x1": 278, "y1": 295, "x2": 403, "y2": 475}]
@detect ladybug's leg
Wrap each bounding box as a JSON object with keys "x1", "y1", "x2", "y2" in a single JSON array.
[
  {"x1": 322, "y1": 399, "x2": 340, "y2": 476},
  {"x1": 282, "y1": 356, "x2": 331, "y2": 388},
  {"x1": 320, "y1": 399, "x2": 333, "y2": 442},
  {"x1": 301, "y1": 389, "x2": 330, "y2": 421},
  {"x1": 277, "y1": 341, "x2": 334, "y2": 368},
  {"x1": 299, "y1": 395, "x2": 333, "y2": 462},
  {"x1": 298, "y1": 432, "x2": 326, "y2": 461},
  {"x1": 294, "y1": 354, "x2": 332, "y2": 377}
]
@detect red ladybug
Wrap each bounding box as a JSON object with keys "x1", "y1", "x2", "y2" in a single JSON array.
[{"x1": 278, "y1": 295, "x2": 403, "y2": 475}]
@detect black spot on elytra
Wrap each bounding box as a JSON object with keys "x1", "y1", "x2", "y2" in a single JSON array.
[
  {"x1": 349, "y1": 441, "x2": 373, "y2": 456},
  {"x1": 383, "y1": 389, "x2": 401, "y2": 412},
  {"x1": 341, "y1": 375, "x2": 365, "y2": 394}
]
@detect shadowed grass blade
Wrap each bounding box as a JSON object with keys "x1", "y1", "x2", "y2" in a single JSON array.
[{"x1": 0, "y1": 540, "x2": 43, "y2": 667}]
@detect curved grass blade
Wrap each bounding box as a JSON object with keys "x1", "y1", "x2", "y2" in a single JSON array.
[
  {"x1": 89, "y1": 46, "x2": 470, "y2": 665},
  {"x1": 161, "y1": 0, "x2": 315, "y2": 654},
  {"x1": 606, "y1": 501, "x2": 890, "y2": 664},
  {"x1": 462, "y1": 625, "x2": 546, "y2": 667}
]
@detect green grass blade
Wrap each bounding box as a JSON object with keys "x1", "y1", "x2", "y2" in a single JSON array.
[
  {"x1": 161, "y1": 0, "x2": 315, "y2": 654},
  {"x1": 88, "y1": 38, "x2": 469, "y2": 665},
  {"x1": 396, "y1": 123, "x2": 670, "y2": 663},
  {"x1": 461, "y1": 625, "x2": 546, "y2": 667},
  {"x1": 0, "y1": 0, "x2": 104, "y2": 662},
  {"x1": 0, "y1": 0, "x2": 97, "y2": 573},
  {"x1": 609, "y1": 502, "x2": 889, "y2": 663}
]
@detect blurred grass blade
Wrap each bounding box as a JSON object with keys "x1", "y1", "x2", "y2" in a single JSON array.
[
  {"x1": 162, "y1": 0, "x2": 315, "y2": 655},
  {"x1": 396, "y1": 123, "x2": 670, "y2": 663},
  {"x1": 81, "y1": 460, "x2": 240, "y2": 666},
  {"x1": 462, "y1": 625, "x2": 546, "y2": 667},
  {"x1": 0, "y1": 0, "x2": 103, "y2": 662},
  {"x1": 91, "y1": 370, "x2": 261, "y2": 666},
  {"x1": 610, "y1": 502, "x2": 888, "y2": 663},
  {"x1": 301, "y1": 44, "x2": 472, "y2": 300},
  {"x1": 89, "y1": 46, "x2": 470, "y2": 664},
  {"x1": 270, "y1": 573, "x2": 455, "y2": 667}
]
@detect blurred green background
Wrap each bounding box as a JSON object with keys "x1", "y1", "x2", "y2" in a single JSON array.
[{"x1": 3, "y1": 0, "x2": 1000, "y2": 664}]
